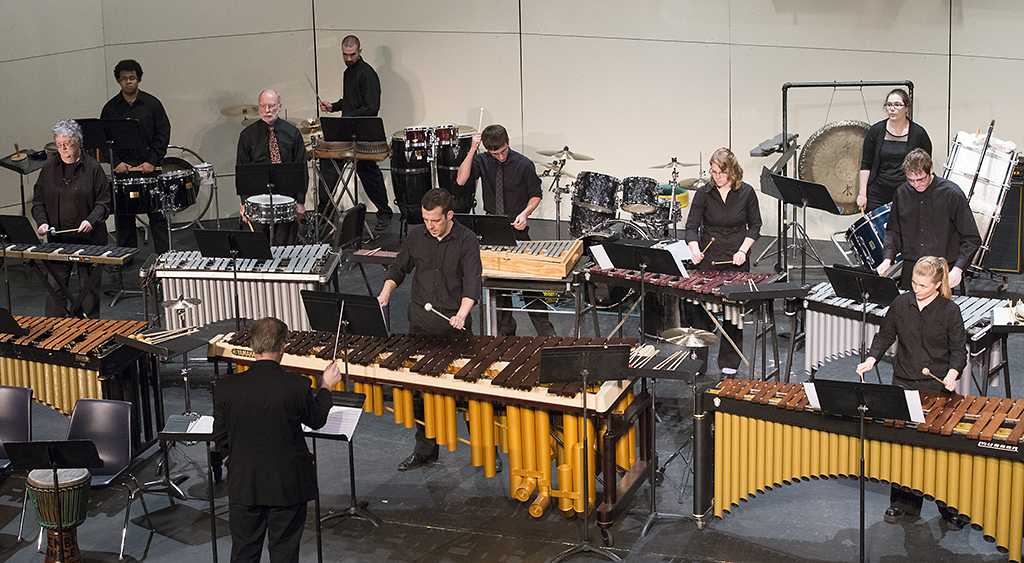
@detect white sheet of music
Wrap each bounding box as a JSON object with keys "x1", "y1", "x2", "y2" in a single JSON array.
[
  {"x1": 303, "y1": 406, "x2": 362, "y2": 439},
  {"x1": 590, "y1": 245, "x2": 613, "y2": 269},
  {"x1": 657, "y1": 240, "x2": 691, "y2": 278},
  {"x1": 192, "y1": 415, "x2": 215, "y2": 434}
]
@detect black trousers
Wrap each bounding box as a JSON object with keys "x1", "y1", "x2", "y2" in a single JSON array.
[
  {"x1": 495, "y1": 226, "x2": 555, "y2": 336},
  {"x1": 319, "y1": 159, "x2": 392, "y2": 217},
  {"x1": 228, "y1": 502, "x2": 307, "y2": 563},
  {"x1": 45, "y1": 263, "x2": 101, "y2": 318},
  {"x1": 888, "y1": 375, "x2": 956, "y2": 517},
  {"x1": 115, "y1": 211, "x2": 169, "y2": 255}
]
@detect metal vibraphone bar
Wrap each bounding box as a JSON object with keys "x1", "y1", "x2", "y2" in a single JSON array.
[
  {"x1": 802, "y1": 282, "x2": 1005, "y2": 383},
  {"x1": 480, "y1": 240, "x2": 578, "y2": 256},
  {"x1": 696, "y1": 379, "x2": 1024, "y2": 562},
  {"x1": 147, "y1": 244, "x2": 340, "y2": 330},
  {"x1": 0, "y1": 316, "x2": 159, "y2": 453},
  {"x1": 208, "y1": 330, "x2": 681, "y2": 528},
  {"x1": 2, "y1": 242, "x2": 138, "y2": 265}
]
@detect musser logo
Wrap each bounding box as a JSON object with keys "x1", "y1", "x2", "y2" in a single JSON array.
[{"x1": 977, "y1": 440, "x2": 1019, "y2": 453}]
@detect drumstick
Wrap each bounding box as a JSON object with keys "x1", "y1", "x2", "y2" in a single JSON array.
[
  {"x1": 477, "y1": 108, "x2": 484, "y2": 133},
  {"x1": 424, "y1": 303, "x2": 465, "y2": 330},
  {"x1": 922, "y1": 367, "x2": 947, "y2": 385},
  {"x1": 711, "y1": 260, "x2": 733, "y2": 266},
  {"x1": 305, "y1": 74, "x2": 322, "y2": 103}
]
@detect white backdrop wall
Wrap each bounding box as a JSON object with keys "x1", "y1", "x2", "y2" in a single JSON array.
[{"x1": 1, "y1": 0, "x2": 1021, "y2": 241}]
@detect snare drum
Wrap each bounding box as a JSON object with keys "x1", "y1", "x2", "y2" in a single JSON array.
[
  {"x1": 245, "y1": 194, "x2": 297, "y2": 224},
  {"x1": 194, "y1": 162, "x2": 216, "y2": 185},
  {"x1": 845, "y1": 202, "x2": 894, "y2": 269},
  {"x1": 28, "y1": 468, "x2": 91, "y2": 563},
  {"x1": 404, "y1": 126, "x2": 429, "y2": 149},
  {"x1": 620, "y1": 176, "x2": 659, "y2": 214},
  {"x1": 432, "y1": 124, "x2": 459, "y2": 147},
  {"x1": 158, "y1": 168, "x2": 200, "y2": 212},
  {"x1": 113, "y1": 176, "x2": 157, "y2": 215}
]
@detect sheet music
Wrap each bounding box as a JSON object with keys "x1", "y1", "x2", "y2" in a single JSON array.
[
  {"x1": 657, "y1": 240, "x2": 690, "y2": 278},
  {"x1": 303, "y1": 406, "x2": 362, "y2": 439},
  {"x1": 803, "y1": 382, "x2": 820, "y2": 409},
  {"x1": 590, "y1": 244, "x2": 613, "y2": 270},
  {"x1": 904, "y1": 390, "x2": 925, "y2": 423},
  {"x1": 192, "y1": 415, "x2": 215, "y2": 434}
]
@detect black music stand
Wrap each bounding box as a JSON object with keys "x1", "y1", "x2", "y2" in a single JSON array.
[
  {"x1": 455, "y1": 214, "x2": 518, "y2": 247},
  {"x1": 320, "y1": 116, "x2": 387, "y2": 211},
  {"x1": 194, "y1": 230, "x2": 272, "y2": 331},
  {"x1": 5, "y1": 440, "x2": 103, "y2": 563},
  {"x1": 0, "y1": 214, "x2": 42, "y2": 311},
  {"x1": 540, "y1": 345, "x2": 630, "y2": 562},
  {"x1": 764, "y1": 172, "x2": 841, "y2": 282},
  {"x1": 236, "y1": 161, "x2": 306, "y2": 245},
  {"x1": 824, "y1": 265, "x2": 900, "y2": 382},
  {"x1": 810, "y1": 380, "x2": 916, "y2": 563},
  {"x1": 720, "y1": 282, "x2": 811, "y2": 382},
  {"x1": 76, "y1": 118, "x2": 148, "y2": 173},
  {"x1": 601, "y1": 243, "x2": 682, "y2": 346}
]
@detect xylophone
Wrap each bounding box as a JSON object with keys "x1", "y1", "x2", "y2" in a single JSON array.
[
  {"x1": 480, "y1": 239, "x2": 585, "y2": 280},
  {"x1": 145, "y1": 244, "x2": 340, "y2": 330},
  {"x1": 0, "y1": 316, "x2": 158, "y2": 451},
  {"x1": 698, "y1": 379, "x2": 1024, "y2": 562},
  {"x1": 802, "y1": 281, "x2": 1004, "y2": 376},
  {"x1": 2, "y1": 242, "x2": 137, "y2": 265},
  {"x1": 208, "y1": 330, "x2": 672, "y2": 527}
]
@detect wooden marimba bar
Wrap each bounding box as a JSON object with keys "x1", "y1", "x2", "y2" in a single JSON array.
[
  {"x1": 208, "y1": 330, "x2": 654, "y2": 526},
  {"x1": 697, "y1": 378, "x2": 1024, "y2": 562}
]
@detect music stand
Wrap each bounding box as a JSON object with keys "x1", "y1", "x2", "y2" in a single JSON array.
[
  {"x1": 194, "y1": 230, "x2": 272, "y2": 331},
  {"x1": 0, "y1": 307, "x2": 29, "y2": 336},
  {"x1": 76, "y1": 118, "x2": 148, "y2": 172},
  {"x1": 320, "y1": 116, "x2": 387, "y2": 211},
  {"x1": 456, "y1": 214, "x2": 518, "y2": 247},
  {"x1": 764, "y1": 171, "x2": 841, "y2": 282},
  {"x1": 235, "y1": 161, "x2": 307, "y2": 245},
  {"x1": 0, "y1": 214, "x2": 42, "y2": 311},
  {"x1": 601, "y1": 243, "x2": 682, "y2": 346},
  {"x1": 540, "y1": 345, "x2": 630, "y2": 562},
  {"x1": 809, "y1": 380, "x2": 915, "y2": 563},
  {"x1": 5, "y1": 440, "x2": 103, "y2": 563},
  {"x1": 824, "y1": 265, "x2": 900, "y2": 382}
]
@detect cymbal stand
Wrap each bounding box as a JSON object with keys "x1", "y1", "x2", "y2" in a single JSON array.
[{"x1": 540, "y1": 157, "x2": 571, "y2": 239}]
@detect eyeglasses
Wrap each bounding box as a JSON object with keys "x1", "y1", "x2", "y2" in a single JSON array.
[
  {"x1": 55, "y1": 141, "x2": 76, "y2": 150},
  {"x1": 884, "y1": 102, "x2": 905, "y2": 109},
  {"x1": 258, "y1": 103, "x2": 279, "y2": 110}
]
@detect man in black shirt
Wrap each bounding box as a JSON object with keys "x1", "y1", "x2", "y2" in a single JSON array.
[
  {"x1": 457, "y1": 124, "x2": 555, "y2": 337},
  {"x1": 100, "y1": 59, "x2": 171, "y2": 254},
  {"x1": 377, "y1": 188, "x2": 481, "y2": 469},
  {"x1": 237, "y1": 90, "x2": 308, "y2": 246},
  {"x1": 876, "y1": 148, "x2": 981, "y2": 289},
  {"x1": 318, "y1": 35, "x2": 393, "y2": 231}
]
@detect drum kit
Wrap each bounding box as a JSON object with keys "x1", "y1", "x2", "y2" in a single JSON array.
[{"x1": 390, "y1": 124, "x2": 478, "y2": 225}]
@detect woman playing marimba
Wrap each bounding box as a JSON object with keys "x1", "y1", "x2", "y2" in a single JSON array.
[{"x1": 855, "y1": 256, "x2": 967, "y2": 529}]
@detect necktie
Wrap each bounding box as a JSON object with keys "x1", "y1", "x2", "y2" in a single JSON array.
[
  {"x1": 268, "y1": 124, "x2": 281, "y2": 164},
  {"x1": 495, "y1": 161, "x2": 504, "y2": 216}
]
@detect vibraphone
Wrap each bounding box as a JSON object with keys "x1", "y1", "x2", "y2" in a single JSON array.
[
  {"x1": 698, "y1": 379, "x2": 1024, "y2": 562},
  {"x1": 209, "y1": 330, "x2": 662, "y2": 528},
  {"x1": 146, "y1": 244, "x2": 340, "y2": 330},
  {"x1": 0, "y1": 316, "x2": 159, "y2": 451},
  {"x1": 480, "y1": 239, "x2": 584, "y2": 280},
  {"x1": 802, "y1": 282, "x2": 1005, "y2": 379}
]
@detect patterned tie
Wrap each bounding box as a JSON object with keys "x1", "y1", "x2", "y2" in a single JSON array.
[
  {"x1": 495, "y1": 161, "x2": 504, "y2": 216},
  {"x1": 268, "y1": 124, "x2": 281, "y2": 164}
]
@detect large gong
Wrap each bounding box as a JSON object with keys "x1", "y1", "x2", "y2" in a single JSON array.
[{"x1": 798, "y1": 120, "x2": 870, "y2": 215}]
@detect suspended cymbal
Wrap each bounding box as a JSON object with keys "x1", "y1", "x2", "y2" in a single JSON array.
[
  {"x1": 299, "y1": 118, "x2": 321, "y2": 135},
  {"x1": 649, "y1": 158, "x2": 699, "y2": 169},
  {"x1": 161, "y1": 295, "x2": 202, "y2": 310},
  {"x1": 536, "y1": 147, "x2": 594, "y2": 161},
  {"x1": 221, "y1": 104, "x2": 260, "y2": 118},
  {"x1": 676, "y1": 177, "x2": 703, "y2": 189},
  {"x1": 660, "y1": 327, "x2": 720, "y2": 347},
  {"x1": 535, "y1": 162, "x2": 576, "y2": 179}
]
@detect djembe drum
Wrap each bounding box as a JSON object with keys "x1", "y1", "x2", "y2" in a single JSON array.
[{"x1": 27, "y1": 468, "x2": 91, "y2": 563}]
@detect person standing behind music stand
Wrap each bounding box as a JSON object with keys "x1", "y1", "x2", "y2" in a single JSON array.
[
  {"x1": 377, "y1": 188, "x2": 482, "y2": 470},
  {"x1": 100, "y1": 59, "x2": 172, "y2": 255},
  {"x1": 31, "y1": 119, "x2": 111, "y2": 318},
  {"x1": 318, "y1": 35, "x2": 394, "y2": 231},
  {"x1": 684, "y1": 147, "x2": 761, "y2": 376},
  {"x1": 856, "y1": 256, "x2": 967, "y2": 530},
  {"x1": 213, "y1": 316, "x2": 342, "y2": 563},
  {"x1": 456, "y1": 123, "x2": 555, "y2": 337},
  {"x1": 857, "y1": 88, "x2": 932, "y2": 213}
]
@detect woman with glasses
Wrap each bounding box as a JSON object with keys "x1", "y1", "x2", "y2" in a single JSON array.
[{"x1": 857, "y1": 88, "x2": 932, "y2": 212}]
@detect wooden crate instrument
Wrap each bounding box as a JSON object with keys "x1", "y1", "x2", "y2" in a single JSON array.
[
  {"x1": 480, "y1": 239, "x2": 584, "y2": 280},
  {"x1": 697, "y1": 378, "x2": 1024, "y2": 562}
]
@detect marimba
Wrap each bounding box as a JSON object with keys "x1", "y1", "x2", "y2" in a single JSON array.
[
  {"x1": 0, "y1": 316, "x2": 158, "y2": 451},
  {"x1": 697, "y1": 379, "x2": 1024, "y2": 562},
  {"x1": 208, "y1": 330, "x2": 672, "y2": 528},
  {"x1": 145, "y1": 244, "x2": 340, "y2": 330},
  {"x1": 802, "y1": 282, "x2": 1005, "y2": 381}
]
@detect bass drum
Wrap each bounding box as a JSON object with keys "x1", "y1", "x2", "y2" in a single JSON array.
[{"x1": 582, "y1": 220, "x2": 651, "y2": 309}]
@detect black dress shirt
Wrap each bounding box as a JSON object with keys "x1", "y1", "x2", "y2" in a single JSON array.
[
  {"x1": 868, "y1": 291, "x2": 967, "y2": 383},
  {"x1": 99, "y1": 90, "x2": 171, "y2": 168},
  {"x1": 882, "y1": 175, "x2": 980, "y2": 270},
  {"x1": 386, "y1": 221, "x2": 482, "y2": 313},
  {"x1": 464, "y1": 149, "x2": 542, "y2": 220},
  {"x1": 236, "y1": 119, "x2": 308, "y2": 204},
  {"x1": 31, "y1": 154, "x2": 111, "y2": 246},
  {"x1": 684, "y1": 182, "x2": 762, "y2": 264},
  {"x1": 331, "y1": 58, "x2": 381, "y2": 117}
]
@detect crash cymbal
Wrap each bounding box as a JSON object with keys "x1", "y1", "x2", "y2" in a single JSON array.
[
  {"x1": 536, "y1": 147, "x2": 594, "y2": 161},
  {"x1": 535, "y1": 161, "x2": 576, "y2": 179},
  {"x1": 649, "y1": 158, "x2": 699, "y2": 169},
  {"x1": 677, "y1": 177, "x2": 703, "y2": 189},
  {"x1": 161, "y1": 296, "x2": 202, "y2": 310},
  {"x1": 660, "y1": 327, "x2": 720, "y2": 347},
  {"x1": 299, "y1": 118, "x2": 321, "y2": 135},
  {"x1": 221, "y1": 104, "x2": 260, "y2": 118}
]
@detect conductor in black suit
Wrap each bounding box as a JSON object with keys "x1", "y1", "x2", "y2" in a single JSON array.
[{"x1": 213, "y1": 316, "x2": 342, "y2": 563}]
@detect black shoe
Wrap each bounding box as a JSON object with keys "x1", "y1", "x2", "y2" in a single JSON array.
[
  {"x1": 942, "y1": 513, "x2": 967, "y2": 531},
  {"x1": 883, "y1": 506, "x2": 906, "y2": 524},
  {"x1": 495, "y1": 454, "x2": 503, "y2": 474},
  {"x1": 374, "y1": 216, "x2": 392, "y2": 231},
  {"x1": 397, "y1": 453, "x2": 436, "y2": 471}
]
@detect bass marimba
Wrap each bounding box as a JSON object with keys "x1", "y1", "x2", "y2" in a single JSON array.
[
  {"x1": 145, "y1": 244, "x2": 340, "y2": 331},
  {"x1": 208, "y1": 330, "x2": 678, "y2": 529},
  {"x1": 696, "y1": 378, "x2": 1024, "y2": 562}
]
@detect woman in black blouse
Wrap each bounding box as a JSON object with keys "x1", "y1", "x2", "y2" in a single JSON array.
[
  {"x1": 684, "y1": 147, "x2": 762, "y2": 375},
  {"x1": 857, "y1": 88, "x2": 932, "y2": 212}
]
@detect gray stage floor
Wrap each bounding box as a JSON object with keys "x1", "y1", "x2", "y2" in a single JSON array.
[{"x1": 2, "y1": 216, "x2": 1023, "y2": 563}]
